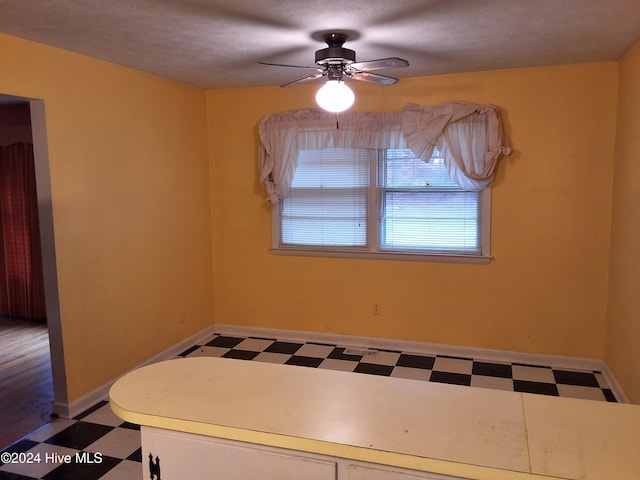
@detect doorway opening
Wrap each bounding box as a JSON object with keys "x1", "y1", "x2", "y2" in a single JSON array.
[{"x1": 0, "y1": 94, "x2": 66, "y2": 450}]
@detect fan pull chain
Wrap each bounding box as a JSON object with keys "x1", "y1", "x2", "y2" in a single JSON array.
[{"x1": 336, "y1": 113, "x2": 340, "y2": 130}]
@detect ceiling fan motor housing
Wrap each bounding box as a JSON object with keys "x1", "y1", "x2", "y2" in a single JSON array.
[{"x1": 315, "y1": 32, "x2": 356, "y2": 65}]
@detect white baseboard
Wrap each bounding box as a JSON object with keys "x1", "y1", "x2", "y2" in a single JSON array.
[
  {"x1": 53, "y1": 324, "x2": 218, "y2": 419},
  {"x1": 600, "y1": 362, "x2": 630, "y2": 404},
  {"x1": 213, "y1": 323, "x2": 629, "y2": 403}
]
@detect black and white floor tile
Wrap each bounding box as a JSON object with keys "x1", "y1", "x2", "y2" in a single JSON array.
[
  {"x1": 0, "y1": 401, "x2": 141, "y2": 480},
  {"x1": 0, "y1": 332, "x2": 618, "y2": 479}
]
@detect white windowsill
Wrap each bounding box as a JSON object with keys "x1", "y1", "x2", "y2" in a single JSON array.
[{"x1": 270, "y1": 247, "x2": 493, "y2": 264}]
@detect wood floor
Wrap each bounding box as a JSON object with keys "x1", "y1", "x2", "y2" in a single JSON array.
[{"x1": 0, "y1": 316, "x2": 53, "y2": 450}]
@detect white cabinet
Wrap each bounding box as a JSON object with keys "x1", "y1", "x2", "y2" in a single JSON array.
[
  {"x1": 142, "y1": 427, "x2": 337, "y2": 480},
  {"x1": 141, "y1": 427, "x2": 469, "y2": 480},
  {"x1": 345, "y1": 464, "x2": 466, "y2": 480}
]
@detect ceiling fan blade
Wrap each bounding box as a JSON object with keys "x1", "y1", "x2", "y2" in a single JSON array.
[
  {"x1": 347, "y1": 71, "x2": 399, "y2": 86},
  {"x1": 349, "y1": 57, "x2": 409, "y2": 71},
  {"x1": 281, "y1": 73, "x2": 325, "y2": 88},
  {"x1": 258, "y1": 61, "x2": 319, "y2": 70}
]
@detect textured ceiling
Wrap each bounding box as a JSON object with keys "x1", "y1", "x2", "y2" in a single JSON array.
[{"x1": 0, "y1": 0, "x2": 639, "y2": 89}]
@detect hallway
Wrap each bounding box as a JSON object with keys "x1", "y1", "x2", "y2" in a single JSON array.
[{"x1": 0, "y1": 316, "x2": 53, "y2": 450}]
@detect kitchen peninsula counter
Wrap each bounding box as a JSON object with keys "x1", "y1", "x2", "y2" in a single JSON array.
[{"x1": 109, "y1": 356, "x2": 640, "y2": 480}]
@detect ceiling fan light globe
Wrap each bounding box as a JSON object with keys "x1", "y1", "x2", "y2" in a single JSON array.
[{"x1": 315, "y1": 81, "x2": 355, "y2": 112}]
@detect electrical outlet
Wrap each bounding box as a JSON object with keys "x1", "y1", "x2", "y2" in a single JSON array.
[
  {"x1": 178, "y1": 311, "x2": 186, "y2": 323},
  {"x1": 373, "y1": 302, "x2": 382, "y2": 315}
]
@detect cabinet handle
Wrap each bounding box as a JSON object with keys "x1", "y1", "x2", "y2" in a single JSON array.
[{"x1": 149, "y1": 453, "x2": 161, "y2": 480}]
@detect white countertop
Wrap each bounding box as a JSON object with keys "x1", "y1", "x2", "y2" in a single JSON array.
[{"x1": 109, "y1": 356, "x2": 640, "y2": 480}]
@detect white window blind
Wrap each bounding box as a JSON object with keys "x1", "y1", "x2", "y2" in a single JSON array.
[
  {"x1": 280, "y1": 148, "x2": 370, "y2": 247},
  {"x1": 278, "y1": 147, "x2": 484, "y2": 257},
  {"x1": 378, "y1": 149, "x2": 481, "y2": 254}
]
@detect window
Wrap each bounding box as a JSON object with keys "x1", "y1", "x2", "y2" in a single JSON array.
[
  {"x1": 273, "y1": 147, "x2": 491, "y2": 262},
  {"x1": 260, "y1": 104, "x2": 510, "y2": 263}
]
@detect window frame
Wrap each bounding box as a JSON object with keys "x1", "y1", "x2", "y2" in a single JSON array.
[{"x1": 271, "y1": 148, "x2": 492, "y2": 264}]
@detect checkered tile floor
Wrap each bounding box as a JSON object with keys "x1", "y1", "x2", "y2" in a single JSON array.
[{"x1": 0, "y1": 333, "x2": 618, "y2": 479}]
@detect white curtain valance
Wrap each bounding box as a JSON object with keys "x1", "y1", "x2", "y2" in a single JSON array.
[
  {"x1": 258, "y1": 109, "x2": 403, "y2": 203},
  {"x1": 401, "y1": 102, "x2": 511, "y2": 191},
  {"x1": 258, "y1": 102, "x2": 511, "y2": 202}
]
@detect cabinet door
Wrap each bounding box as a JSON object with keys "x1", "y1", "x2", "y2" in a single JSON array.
[
  {"x1": 142, "y1": 427, "x2": 336, "y2": 480},
  {"x1": 347, "y1": 464, "x2": 467, "y2": 480}
]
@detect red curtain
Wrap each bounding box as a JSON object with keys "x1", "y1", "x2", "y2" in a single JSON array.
[{"x1": 0, "y1": 142, "x2": 46, "y2": 319}]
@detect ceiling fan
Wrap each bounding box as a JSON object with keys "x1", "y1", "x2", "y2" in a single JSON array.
[
  {"x1": 259, "y1": 32, "x2": 409, "y2": 112},
  {"x1": 259, "y1": 32, "x2": 410, "y2": 87}
]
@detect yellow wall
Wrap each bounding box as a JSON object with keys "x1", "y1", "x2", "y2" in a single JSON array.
[
  {"x1": 0, "y1": 33, "x2": 214, "y2": 402},
  {"x1": 207, "y1": 62, "x2": 617, "y2": 359},
  {"x1": 606, "y1": 41, "x2": 640, "y2": 403}
]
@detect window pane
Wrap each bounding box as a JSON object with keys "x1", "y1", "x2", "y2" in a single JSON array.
[
  {"x1": 379, "y1": 149, "x2": 481, "y2": 254},
  {"x1": 381, "y1": 148, "x2": 457, "y2": 188},
  {"x1": 380, "y1": 191, "x2": 480, "y2": 252},
  {"x1": 281, "y1": 188, "x2": 367, "y2": 246},
  {"x1": 281, "y1": 148, "x2": 369, "y2": 247},
  {"x1": 292, "y1": 149, "x2": 369, "y2": 188}
]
